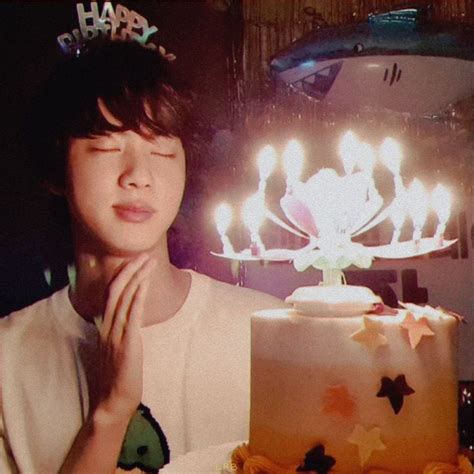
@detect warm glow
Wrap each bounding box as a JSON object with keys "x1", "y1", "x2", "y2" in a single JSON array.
[
  {"x1": 212, "y1": 136, "x2": 456, "y2": 274},
  {"x1": 282, "y1": 139, "x2": 304, "y2": 185},
  {"x1": 391, "y1": 196, "x2": 406, "y2": 230},
  {"x1": 408, "y1": 179, "x2": 429, "y2": 229},
  {"x1": 431, "y1": 184, "x2": 451, "y2": 224},
  {"x1": 305, "y1": 169, "x2": 367, "y2": 242},
  {"x1": 339, "y1": 130, "x2": 359, "y2": 175},
  {"x1": 242, "y1": 194, "x2": 266, "y2": 233},
  {"x1": 358, "y1": 143, "x2": 376, "y2": 176},
  {"x1": 215, "y1": 203, "x2": 233, "y2": 236},
  {"x1": 380, "y1": 137, "x2": 403, "y2": 175},
  {"x1": 257, "y1": 145, "x2": 277, "y2": 182}
]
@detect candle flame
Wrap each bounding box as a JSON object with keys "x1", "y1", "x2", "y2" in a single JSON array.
[
  {"x1": 390, "y1": 195, "x2": 406, "y2": 229},
  {"x1": 215, "y1": 203, "x2": 233, "y2": 235},
  {"x1": 257, "y1": 145, "x2": 277, "y2": 182},
  {"x1": 358, "y1": 143, "x2": 376, "y2": 175},
  {"x1": 340, "y1": 130, "x2": 359, "y2": 175},
  {"x1": 212, "y1": 136, "x2": 457, "y2": 270},
  {"x1": 408, "y1": 179, "x2": 429, "y2": 229},
  {"x1": 380, "y1": 137, "x2": 403, "y2": 175},
  {"x1": 242, "y1": 194, "x2": 266, "y2": 233},
  {"x1": 431, "y1": 184, "x2": 451, "y2": 224},
  {"x1": 283, "y1": 139, "x2": 304, "y2": 185}
]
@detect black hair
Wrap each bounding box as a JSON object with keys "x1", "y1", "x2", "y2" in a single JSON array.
[
  {"x1": 28, "y1": 39, "x2": 200, "y2": 189},
  {"x1": 27, "y1": 39, "x2": 210, "y2": 270}
]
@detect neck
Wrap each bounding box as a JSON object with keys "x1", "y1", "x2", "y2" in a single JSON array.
[{"x1": 69, "y1": 241, "x2": 191, "y2": 326}]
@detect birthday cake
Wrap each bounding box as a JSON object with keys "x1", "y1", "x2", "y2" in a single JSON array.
[
  {"x1": 231, "y1": 285, "x2": 470, "y2": 473},
  {"x1": 187, "y1": 133, "x2": 471, "y2": 472}
]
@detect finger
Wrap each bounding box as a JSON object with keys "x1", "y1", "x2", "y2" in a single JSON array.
[
  {"x1": 122, "y1": 279, "x2": 149, "y2": 360},
  {"x1": 107, "y1": 258, "x2": 154, "y2": 344},
  {"x1": 101, "y1": 253, "x2": 149, "y2": 340},
  {"x1": 125, "y1": 278, "x2": 150, "y2": 338},
  {"x1": 108, "y1": 258, "x2": 155, "y2": 344},
  {"x1": 101, "y1": 253, "x2": 149, "y2": 339}
]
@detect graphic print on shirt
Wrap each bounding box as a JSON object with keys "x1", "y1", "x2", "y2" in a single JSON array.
[{"x1": 118, "y1": 403, "x2": 170, "y2": 473}]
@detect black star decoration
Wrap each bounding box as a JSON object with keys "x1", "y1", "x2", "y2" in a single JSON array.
[
  {"x1": 296, "y1": 444, "x2": 336, "y2": 474},
  {"x1": 376, "y1": 374, "x2": 415, "y2": 414}
]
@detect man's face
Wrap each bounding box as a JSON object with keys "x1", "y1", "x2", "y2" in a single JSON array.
[{"x1": 65, "y1": 103, "x2": 186, "y2": 257}]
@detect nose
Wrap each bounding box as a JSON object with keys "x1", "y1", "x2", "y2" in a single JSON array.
[{"x1": 118, "y1": 148, "x2": 152, "y2": 190}]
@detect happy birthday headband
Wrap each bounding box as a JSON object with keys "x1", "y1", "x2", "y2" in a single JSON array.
[{"x1": 57, "y1": 2, "x2": 176, "y2": 60}]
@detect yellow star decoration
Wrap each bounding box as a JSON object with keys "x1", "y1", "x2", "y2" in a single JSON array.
[
  {"x1": 400, "y1": 312, "x2": 435, "y2": 349},
  {"x1": 348, "y1": 424, "x2": 386, "y2": 466},
  {"x1": 349, "y1": 317, "x2": 387, "y2": 352}
]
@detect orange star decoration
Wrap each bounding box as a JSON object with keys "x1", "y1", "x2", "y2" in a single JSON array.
[
  {"x1": 400, "y1": 312, "x2": 435, "y2": 349},
  {"x1": 347, "y1": 424, "x2": 386, "y2": 466},
  {"x1": 350, "y1": 317, "x2": 388, "y2": 352},
  {"x1": 321, "y1": 385, "x2": 356, "y2": 419}
]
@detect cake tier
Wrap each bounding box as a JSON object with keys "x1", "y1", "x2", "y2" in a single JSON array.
[{"x1": 249, "y1": 308, "x2": 459, "y2": 473}]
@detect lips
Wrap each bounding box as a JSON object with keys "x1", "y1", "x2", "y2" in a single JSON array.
[{"x1": 113, "y1": 203, "x2": 156, "y2": 223}]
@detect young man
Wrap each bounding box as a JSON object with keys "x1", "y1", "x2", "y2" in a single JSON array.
[{"x1": 0, "y1": 40, "x2": 282, "y2": 473}]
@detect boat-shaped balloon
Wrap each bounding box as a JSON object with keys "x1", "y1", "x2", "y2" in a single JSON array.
[{"x1": 270, "y1": 7, "x2": 474, "y2": 115}]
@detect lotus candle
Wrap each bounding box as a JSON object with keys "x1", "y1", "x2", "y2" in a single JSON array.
[
  {"x1": 282, "y1": 139, "x2": 304, "y2": 193},
  {"x1": 215, "y1": 203, "x2": 234, "y2": 254},
  {"x1": 340, "y1": 131, "x2": 359, "y2": 175},
  {"x1": 242, "y1": 193, "x2": 266, "y2": 256},
  {"x1": 408, "y1": 178, "x2": 429, "y2": 243},
  {"x1": 212, "y1": 132, "x2": 456, "y2": 284},
  {"x1": 358, "y1": 142, "x2": 378, "y2": 201},
  {"x1": 431, "y1": 184, "x2": 452, "y2": 245},
  {"x1": 257, "y1": 145, "x2": 277, "y2": 194},
  {"x1": 380, "y1": 137, "x2": 404, "y2": 196},
  {"x1": 390, "y1": 194, "x2": 407, "y2": 244}
]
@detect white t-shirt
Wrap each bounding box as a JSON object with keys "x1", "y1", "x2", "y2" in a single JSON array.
[{"x1": 0, "y1": 270, "x2": 282, "y2": 473}]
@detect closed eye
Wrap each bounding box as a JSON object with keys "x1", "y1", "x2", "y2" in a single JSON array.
[
  {"x1": 90, "y1": 147, "x2": 121, "y2": 152},
  {"x1": 151, "y1": 151, "x2": 175, "y2": 158}
]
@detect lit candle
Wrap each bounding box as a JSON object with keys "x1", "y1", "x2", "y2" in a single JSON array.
[
  {"x1": 380, "y1": 137, "x2": 404, "y2": 196},
  {"x1": 407, "y1": 179, "x2": 428, "y2": 243},
  {"x1": 390, "y1": 195, "x2": 406, "y2": 243},
  {"x1": 340, "y1": 131, "x2": 359, "y2": 175},
  {"x1": 215, "y1": 203, "x2": 234, "y2": 254},
  {"x1": 358, "y1": 142, "x2": 376, "y2": 175},
  {"x1": 431, "y1": 184, "x2": 451, "y2": 244},
  {"x1": 358, "y1": 142, "x2": 377, "y2": 200},
  {"x1": 242, "y1": 193, "x2": 266, "y2": 256},
  {"x1": 257, "y1": 145, "x2": 277, "y2": 194},
  {"x1": 282, "y1": 139, "x2": 304, "y2": 193}
]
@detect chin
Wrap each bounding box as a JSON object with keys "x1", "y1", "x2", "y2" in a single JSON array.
[
  {"x1": 96, "y1": 233, "x2": 167, "y2": 258},
  {"x1": 74, "y1": 218, "x2": 169, "y2": 258}
]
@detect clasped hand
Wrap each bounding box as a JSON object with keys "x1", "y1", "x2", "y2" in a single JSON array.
[{"x1": 94, "y1": 253, "x2": 155, "y2": 421}]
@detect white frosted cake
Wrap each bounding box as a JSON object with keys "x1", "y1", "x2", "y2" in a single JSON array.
[
  {"x1": 162, "y1": 285, "x2": 471, "y2": 474},
  {"x1": 236, "y1": 285, "x2": 468, "y2": 473}
]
